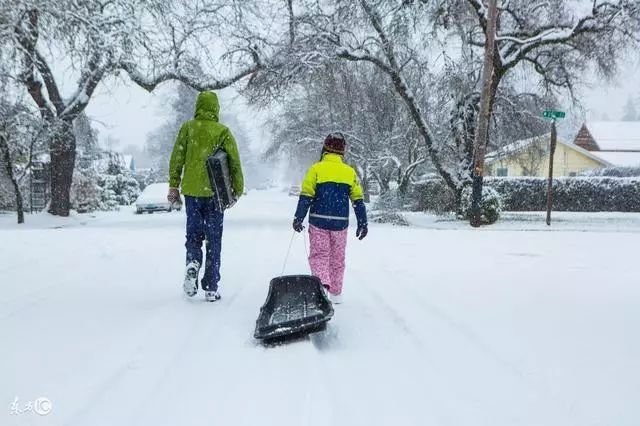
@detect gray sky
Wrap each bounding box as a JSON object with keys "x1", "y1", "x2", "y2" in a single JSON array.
[
  {"x1": 84, "y1": 59, "x2": 638, "y2": 152},
  {"x1": 581, "y1": 59, "x2": 639, "y2": 121}
]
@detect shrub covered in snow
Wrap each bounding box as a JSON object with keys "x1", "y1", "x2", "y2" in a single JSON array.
[
  {"x1": 71, "y1": 151, "x2": 141, "y2": 212},
  {"x1": 459, "y1": 185, "x2": 502, "y2": 225},
  {"x1": 71, "y1": 169, "x2": 101, "y2": 213},
  {"x1": 486, "y1": 177, "x2": 640, "y2": 212},
  {"x1": 132, "y1": 169, "x2": 166, "y2": 192},
  {"x1": 0, "y1": 169, "x2": 17, "y2": 210},
  {"x1": 97, "y1": 173, "x2": 140, "y2": 207},
  {"x1": 373, "y1": 188, "x2": 423, "y2": 212},
  {"x1": 369, "y1": 211, "x2": 411, "y2": 226},
  {"x1": 407, "y1": 180, "x2": 457, "y2": 213},
  {"x1": 580, "y1": 166, "x2": 640, "y2": 178},
  {"x1": 409, "y1": 176, "x2": 640, "y2": 213}
]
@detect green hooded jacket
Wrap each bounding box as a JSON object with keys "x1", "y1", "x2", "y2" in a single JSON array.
[{"x1": 169, "y1": 91, "x2": 244, "y2": 198}]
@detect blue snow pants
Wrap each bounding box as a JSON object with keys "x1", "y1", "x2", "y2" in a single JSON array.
[{"x1": 184, "y1": 196, "x2": 224, "y2": 291}]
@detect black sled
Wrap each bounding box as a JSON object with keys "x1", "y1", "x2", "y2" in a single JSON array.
[
  {"x1": 206, "y1": 148, "x2": 236, "y2": 211},
  {"x1": 254, "y1": 275, "x2": 334, "y2": 342}
]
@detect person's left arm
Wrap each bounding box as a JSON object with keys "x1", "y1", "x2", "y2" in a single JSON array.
[{"x1": 350, "y1": 172, "x2": 368, "y2": 240}]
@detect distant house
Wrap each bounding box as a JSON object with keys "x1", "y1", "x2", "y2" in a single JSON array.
[
  {"x1": 486, "y1": 134, "x2": 611, "y2": 177},
  {"x1": 574, "y1": 122, "x2": 640, "y2": 167}
]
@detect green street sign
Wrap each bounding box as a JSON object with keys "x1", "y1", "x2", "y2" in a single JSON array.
[{"x1": 543, "y1": 110, "x2": 566, "y2": 119}]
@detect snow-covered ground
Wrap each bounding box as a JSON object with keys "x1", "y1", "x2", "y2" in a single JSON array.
[
  {"x1": 1, "y1": 190, "x2": 639, "y2": 426},
  {"x1": 404, "y1": 211, "x2": 640, "y2": 233}
]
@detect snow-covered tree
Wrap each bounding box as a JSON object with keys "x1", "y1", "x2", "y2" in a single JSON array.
[
  {"x1": 242, "y1": 0, "x2": 639, "y2": 210},
  {"x1": 0, "y1": 83, "x2": 46, "y2": 223},
  {"x1": 267, "y1": 62, "x2": 427, "y2": 196},
  {"x1": 4, "y1": 0, "x2": 638, "y2": 217},
  {"x1": 70, "y1": 113, "x2": 104, "y2": 212},
  {"x1": 2, "y1": 0, "x2": 268, "y2": 216},
  {"x1": 72, "y1": 150, "x2": 141, "y2": 212}
]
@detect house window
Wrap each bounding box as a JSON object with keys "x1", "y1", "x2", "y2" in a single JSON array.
[
  {"x1": 497, "y1": 167, "x2": 508, "y2": 177},
  {"x1": 569, "y1": 172, "x2": 577, "y2": 177}
]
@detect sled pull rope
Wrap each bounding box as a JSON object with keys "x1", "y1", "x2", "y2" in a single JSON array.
[{"x1": 281, "y1": 230, "x2": 297, "y2": 275}]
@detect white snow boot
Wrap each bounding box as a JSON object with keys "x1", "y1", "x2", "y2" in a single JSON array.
[
  {"x1": 183, "y1": 261, "x2": 200, "y2": 297},
  {"x1": 205, "y1": 290, "x2": 221, "y2": 302}
]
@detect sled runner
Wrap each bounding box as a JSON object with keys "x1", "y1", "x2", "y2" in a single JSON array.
[
  {"x1": 254, "y1": 275, "x2": 334, "y2": 341},
  {"x1": 206, "y1": 148, "x2": 236, "y2": 211}
]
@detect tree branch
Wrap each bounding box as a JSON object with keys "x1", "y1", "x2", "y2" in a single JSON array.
[
  {"x1": 14, "y1": 10, "x2": 55, "y2": 121},
  {"x1": 355, "y1": 0, "x2": 460, "y2": 190}
]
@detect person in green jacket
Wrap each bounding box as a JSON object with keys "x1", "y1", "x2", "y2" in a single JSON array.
[{"x1": 167, "y1": 91, "x2": 244, "y2": 302}]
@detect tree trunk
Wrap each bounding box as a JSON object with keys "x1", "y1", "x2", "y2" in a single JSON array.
[
  {"x1": 0, "y1": 134, "x2": 25, "y2": 224},
  {"x1": 398, "y1": 167, "x2": 414, "y2": 195},
  {"x1": 470, "y1": 0, "x2": 498, "y2": 227},
  {"x1": 48, "y1": 120, "x2": 76, "y2": 217},
  {"x1": 362, "y1": 166, "x2": 371, "y2": 203},
  {"x1": 13, "y1": 180, "x2": 24, "y2": 224},
  {"x1": 398, "y1": 177, "x2": 409, "y2": 195},
  {"x1": 372, "y1": 171, "x2": 389, "y2": 194}
]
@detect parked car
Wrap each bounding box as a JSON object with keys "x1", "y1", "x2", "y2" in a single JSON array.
[
  {"x1": 135, "y1": 183, "x2": 182, "y2": 214},
  {"x1": 288, "y1": 185, "x2": 301, "y2": 196}
]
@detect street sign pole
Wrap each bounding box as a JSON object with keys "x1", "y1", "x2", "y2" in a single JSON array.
[
  {"x1": 542, "y1": 110, "x2": 564, "y2": 226},
  {"x1": 546, "y1": 120, "x2": 557, "y2": 226}
]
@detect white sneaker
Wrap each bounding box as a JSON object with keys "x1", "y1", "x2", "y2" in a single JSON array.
[
  {"x1": 329, "y1": 293, "x2": 343, "y2": 304},
  {"x1": 205, "y1": 290, "x2": 221, "y2": 302},
  {"x1": 183, "y1": 261, "x2": 200, "y2": 297}
]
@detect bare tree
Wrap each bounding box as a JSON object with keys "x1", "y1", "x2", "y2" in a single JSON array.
[
  {"x1": 0, "y1": 99, "x2": 45, "y2": 224},
  {"x1": 242, "y1": 0, "x2": 638, "y2": 212},
  {"x1": 515, "y1": 139, "x2": 547, "y2": 176},
  {"x1": 469, "y1": 0, "x2": 498, "y2": 227},
  {"x1": 2, "y1": 0, "x2": 266, "y2": 216},
  {"x1": 267, "y1": 61, "x2": 427, "y2": 196},
  {"x1": 424, "y1": 0, "x2": 640, "y2": 193},
  {"x1": 6, "y1": 0, "x2": 633, "y2": 218}
]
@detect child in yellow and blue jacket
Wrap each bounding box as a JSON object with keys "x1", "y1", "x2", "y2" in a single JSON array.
[{"x1": 292, "y1": 133, "x2": 368, "y2": 304}]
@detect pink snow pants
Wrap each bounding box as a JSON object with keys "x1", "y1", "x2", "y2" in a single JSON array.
[{"x1": 308, "y1": 225, "x2": 348, "y2": 295}]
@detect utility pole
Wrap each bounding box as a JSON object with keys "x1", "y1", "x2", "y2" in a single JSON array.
[{"x1": 470, "y1": 0, "x2": 499, "y2": 228}]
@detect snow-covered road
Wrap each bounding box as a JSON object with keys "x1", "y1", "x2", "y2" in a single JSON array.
[{"x1": 2, "y1": 191, "x2": 639, "y2": 426}]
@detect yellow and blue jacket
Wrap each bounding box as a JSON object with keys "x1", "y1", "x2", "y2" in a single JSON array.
[{"x1": 294, "y1": 153, "x2": 368, "y2": 231}]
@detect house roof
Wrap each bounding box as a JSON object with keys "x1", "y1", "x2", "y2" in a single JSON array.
[
  {"x1": 486, "y1": 134, "x2": 612, "y2": 167},
  {"x1": 583, "y1": 121, "x2": 640, "y2": 151},
  {"x1": 590, "y1": 151, "x2": 640, "y2": 167}
]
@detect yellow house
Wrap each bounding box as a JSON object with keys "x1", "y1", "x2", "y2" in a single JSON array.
[{"x1": 486, "y1": 134, "x2": 612, "y2": 177}]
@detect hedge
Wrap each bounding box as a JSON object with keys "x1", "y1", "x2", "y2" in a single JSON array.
[
  {"x1": 580, "y1": 166, "x2": 640, "y2": 177},
  {"x1": 410, "y1": 177, "x2": 640, "y2": 213}
]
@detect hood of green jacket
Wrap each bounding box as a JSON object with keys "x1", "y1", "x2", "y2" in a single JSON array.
[{"x1": 194, "y1": 91, "x2": 219, "y2": 121}]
